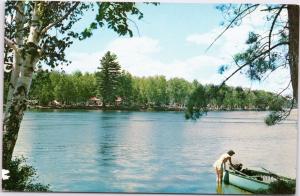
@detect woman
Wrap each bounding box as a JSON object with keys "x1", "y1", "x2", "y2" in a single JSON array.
[{"x1": 213, "y1": 150, "x2": 235, "y2": 183}]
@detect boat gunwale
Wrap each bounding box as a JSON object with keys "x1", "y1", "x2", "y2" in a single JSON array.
[{"x1": 225, "y1": 169, "x2": 271, "y2": 186}]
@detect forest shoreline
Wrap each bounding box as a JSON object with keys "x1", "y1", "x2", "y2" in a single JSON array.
[{"x1": 23, "y1": 104, "x2": 272, "y2": 112}]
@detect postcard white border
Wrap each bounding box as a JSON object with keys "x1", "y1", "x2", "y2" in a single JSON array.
[{"x1": 0, "y1": 0, "x2": 299, "y2": 196}]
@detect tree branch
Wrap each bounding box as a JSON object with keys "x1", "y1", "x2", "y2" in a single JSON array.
[
  {"x1": 283, "y1": 98, "x2": 295, "y2": 118},
  {"x1": 232, "y1": 55, "x2": 241, "y2": 68},
  {"x1": 262, "y1": 63, "x2": 286, "y2": 81},
  {"x1": 206, "y1": 4, "x2": 259, "y2": 52},
  {"x1": 260, "y1": 5, "x2": 287, "y2": 12},
  {"x1": 267, "y1": 97, "x2": 295, "y2": 125},
  {"x1": 220, "y1": 41, "x2": 289, "y2": 87},
  {"x1": 15, "y1": 4, "x2": 25, "y2": 16},
  {"x1": 128, "y1": 18, "x2": 140, "y2": 37},
  {"x1": 276, "y1": 80, "x2": 291, "y2": 97},
  {"x1": 4, "y1": 37, "x2": 18, "y2": 52},
  {"x1": 40, "y1": 2, "x2": 80, "y2": 35},
  {"x1": 268, "y1": 5, "x2": 285, "y2": 63}
]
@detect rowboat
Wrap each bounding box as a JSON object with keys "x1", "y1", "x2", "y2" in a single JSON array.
[{"x1": 223, "y1": 167, "x2": 292, "y2": 193}]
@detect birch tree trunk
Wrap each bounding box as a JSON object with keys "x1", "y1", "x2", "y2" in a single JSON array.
[
  {"x1": 3, "y1": 2, "x2": 42, "y2": 169},
  {"x1": 5, "y1": 2, "x2": 24, "y2": 115},
  {"x1": 288, "y1": 5, "x2": 299, "y2": 102}
]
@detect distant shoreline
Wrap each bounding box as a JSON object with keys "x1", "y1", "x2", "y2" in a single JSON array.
[
  {"x1": 26, "y1": 105, "x2": 185, "y2": 112},
  {"x1": 23, "y1": 105, "x2": 273, "y2": 112}
]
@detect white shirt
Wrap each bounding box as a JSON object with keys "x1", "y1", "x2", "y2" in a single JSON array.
[{"x1": 213, "y1": 153, "x2": 230, "y2": 170}]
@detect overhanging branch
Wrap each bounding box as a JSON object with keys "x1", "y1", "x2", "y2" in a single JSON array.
[
  {"x1": 277, "y1": 80, "x2": 291, "y2": 97},
  {"x1": 206, "y1": 4, "x2": 259, "y2": 52},
  {"x1": 268, "y1": 5, "x2": 285, "y2": 63},
  {"x1": 128, "y1": 18, "x2": 140, "y2": 37},
  {"x1": 220, "y1": 41, "x2": 289, "y2": 87},
  {"x1": 260, "y1": 5, "x2": 287, "y2": 12},
  {"x1": 262, "y1": 63, "x2": 287, "y2": 81},
  {"x1": 40, "y1": 2, "x2": 80, "y2": 35}
]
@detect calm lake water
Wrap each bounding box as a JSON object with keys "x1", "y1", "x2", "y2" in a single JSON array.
[{"x1": 13, "y1": 110, "x2": 297, "y2": 194}]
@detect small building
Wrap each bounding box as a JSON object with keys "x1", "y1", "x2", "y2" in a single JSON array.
[
  {"x1": 115, "y1": 96, "x2": 122, "y2": 106},
  {"x1": 52, "y1": 100, "x2": 61, "y2": 106},
  {"x1": 88, "y1": 96, "x2": 101, "y2": 106}
]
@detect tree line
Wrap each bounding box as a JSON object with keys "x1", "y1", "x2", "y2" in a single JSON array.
[{"x1": 5, "y1": 51, "x2": 287, "y2": 112}]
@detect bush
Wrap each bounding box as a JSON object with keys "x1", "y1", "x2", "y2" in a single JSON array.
[
  {"x1": 2, "y1": 157, "x2": 50, "y2": 192},
  {"x1": 265, "y1": 111, "x2": 282, "y2": 126},
  {"x1": 256, "y1": 179, "x2": 296, "y2": 194}
]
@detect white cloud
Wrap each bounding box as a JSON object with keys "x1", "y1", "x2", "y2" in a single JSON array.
[
  {"x1": 62, "y1": 51, "x2": 105, "y2": 73},
  {"x1": 63, "y1": 36, "x2": 225, "y2": 83},
  {"x1": 186, "y1": 6, "x2": 270, "y2": 56},
  {"x1": 183, "y1": 7, "x2": 291, "y2": 93},
  {"x1": 187, "y1": 25, "x2": 255, "y2": 55},
  {"x1": 107, "y1": 37, "x2": 161, "y2": 55},
  {"x1": 63, "y1": 28, "x2": 291, "y2": 95},
  {"x1": 186, "y1": 30, "x2": 219, "y2": 46}
]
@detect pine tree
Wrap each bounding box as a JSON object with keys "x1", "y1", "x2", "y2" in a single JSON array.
[{"x1": 98, "y1": 51, "x2": 121, "y2": 107}]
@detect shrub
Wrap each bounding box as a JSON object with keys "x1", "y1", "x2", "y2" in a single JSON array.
[
  {"x1": 2, "y1": 157, "x2": 50, "y2": 192},
  {"x1": 256, "y1": 179, "x2": 296, "y2": 194}
]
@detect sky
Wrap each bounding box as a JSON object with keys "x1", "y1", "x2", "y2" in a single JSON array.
[{"x1": 59, "y1": 3, "x2": 291, "y2": 95}]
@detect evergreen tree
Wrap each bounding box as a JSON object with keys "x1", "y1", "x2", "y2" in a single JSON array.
[{"x1": 98, "y1": 51, "x2": 121, "y2": 107}]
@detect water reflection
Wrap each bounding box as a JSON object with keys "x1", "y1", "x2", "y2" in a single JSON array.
[{"x1": 216, "y1": 183, "x2": 224, "y2": 194}]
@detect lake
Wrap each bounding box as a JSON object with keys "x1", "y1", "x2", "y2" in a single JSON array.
[{"x1": 13, "y1": 110, "x2": 297, "y2": 194}]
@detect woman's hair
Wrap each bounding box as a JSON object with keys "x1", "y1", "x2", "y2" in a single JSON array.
[{"x1": 227, "y1": 150, "x2": 235, "y2": 156}]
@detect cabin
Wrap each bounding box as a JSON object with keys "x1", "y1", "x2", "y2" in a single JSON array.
[
  {"x1": 115, "y1": 96, "x2": 122, "y2": 106},
  {"x1": 88, "y1": 97, "x2": 101, "y2": 106},
  {"x1": 51, "y1": 100, "x2": 61, "y2": 106}
]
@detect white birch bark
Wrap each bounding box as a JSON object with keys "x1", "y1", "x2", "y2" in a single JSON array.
[
  {"x1": 3, "y1": 2, "x2": 79, "y2": 168},
  {"x1": 3, "y1": 2, "x2": 42, "y2": 168},
  {"x1": 5, "y1": 2, "x2": 25, "y2": 115}
]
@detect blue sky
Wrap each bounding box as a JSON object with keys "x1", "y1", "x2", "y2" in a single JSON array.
[
  {"x1": 67, "y1": 3, "x2": 221, "y2": 60},
  {"x1": 61, "y1": 3, "x2": 291, "y2": 95}
]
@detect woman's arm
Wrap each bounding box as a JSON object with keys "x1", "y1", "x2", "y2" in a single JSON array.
[{"x1": 228, "y1": 157, "x2": 234, "y2": 167}]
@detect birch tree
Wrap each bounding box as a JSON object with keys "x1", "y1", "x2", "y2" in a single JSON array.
[{"x1": 3, "y1": 1, "x2": 149, "y2": 168}]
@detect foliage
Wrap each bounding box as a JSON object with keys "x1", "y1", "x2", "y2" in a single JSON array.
[
  {"x1": 30, "y1": 70, "x2": 54, "y2": 105},
  {"x1": 188, "y1": 4, "x2": 298, "y2": 124},
  {"x1": 82, "y1": 3, "x2": 142, "y2": 38},
  {"x1": 265, "y1": 112, "x2": 282, "y2": 125},
  {"x1": 97, "y1": 51, "x2": 121, "y2": 107},
  {"x1": 256, "y1": 179, "x2": 296, "y2": 194},
  {"x1": 167, "y1": 78, "x2": 193, "y2": 106},
  {"x1": 118, "y1": 71, "x2": 134, "y2": 106},
  {"x1": 185, "y1": 84, "x2": 290, "y2": 120},
  {"x1": 2, "y1": 157, "x2": 50, "y2": 192},
  {"x1": 26, "y1": 66, "x2": 288, "y2": 113},
  {"x1": 29, "y1": 70, "x2": 97, "y2": 105},
  {"x1": 215, "y1": 4, "x2": 294, "y2": 84},
  {"x1": 24, "y1": 51, "x2": 289, "y2": 113},
  {"x1": 265, "y1": 98, "x2": 294, "y2": 125},
  {"x1": 185, "y1": 84, "x2": 209, "y2": 119},
  {"x1": 4, "y1": 2, "x2": 151, "y2": 70}
]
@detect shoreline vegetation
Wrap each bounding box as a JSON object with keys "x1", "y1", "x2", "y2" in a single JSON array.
[
  {"x1": 18, "y1": 104, "x2": 291, "y2": 112},
  {"x1": 4, "y1": 52, "x2": 292, "y2": 115}
]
